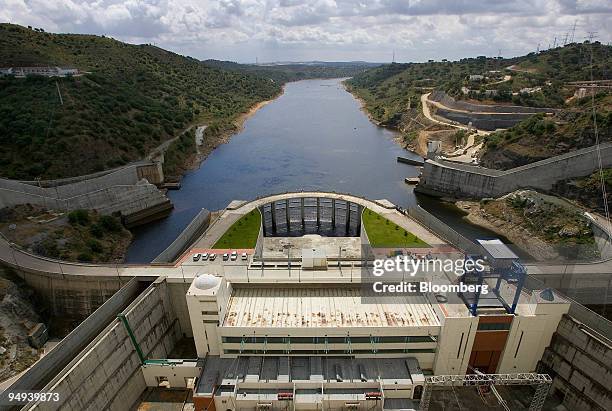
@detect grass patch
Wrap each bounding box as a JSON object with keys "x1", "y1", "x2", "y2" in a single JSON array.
[
  {"x1": 362, "y1": 209, "x2": 429, "y2": 248},
  {"x1": 213, "y1": 209, "x2": 261, "y2": 249}
]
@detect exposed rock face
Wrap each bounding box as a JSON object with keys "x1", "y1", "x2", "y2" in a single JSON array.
[
  {"x1": 552, "y1": 170, "x2": 612, "y2": 214},
  {"x1": 0, "y1": 269, "x2": 42, "y2": 381},
  {"x1": 479, "y1": 145, "x2": 550, "y2": 170}
]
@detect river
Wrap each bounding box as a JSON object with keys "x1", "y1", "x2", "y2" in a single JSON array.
[{"x1": 125, "y1": 78, "x2": 489, "y2": 262}]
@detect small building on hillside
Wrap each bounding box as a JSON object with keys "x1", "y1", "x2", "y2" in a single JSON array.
[{"x1": 0, "y1": 66, "x2": 80, "y2": 77}]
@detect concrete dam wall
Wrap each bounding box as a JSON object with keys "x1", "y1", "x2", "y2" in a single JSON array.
[
  {"x1": 429, "y1": 90, "x2": 554, "y2": 130},
  {"x1": 26, "y1": 278, "x2": 182, "y2": 411},
  {"x1": 418, "y1": 142, "x2": 612, "y2": 199},
  {"x1": 0, "y1": 162, "x2": 171, "y2": 227},
  {"x1": 0, "y1": 279, "x2": 148, "y2": 408},
  {"x1": 435, "y1": 107, "x2": 534, "y2": 130},
  {"x1": 429, "y1": 90, "x2": 553, "y2": 114}
]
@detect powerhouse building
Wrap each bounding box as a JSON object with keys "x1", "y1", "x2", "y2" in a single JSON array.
[{"x1": 182, "y1": 270, "x2": 569, "y2": 410}]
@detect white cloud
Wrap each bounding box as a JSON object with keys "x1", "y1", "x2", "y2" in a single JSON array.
[{"x1": 0, "y1": 0, "x2": 609, "y2": 62}]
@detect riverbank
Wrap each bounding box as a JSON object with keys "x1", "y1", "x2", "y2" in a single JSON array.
[
  {"x1": 186, "y1": 87, "x2": 286, "y2": 173},
  {"x1": 342, "y1": 81, "x2": 416, "y2": 155}
]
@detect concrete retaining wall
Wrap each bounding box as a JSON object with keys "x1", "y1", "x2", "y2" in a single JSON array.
[
  {"x1": 435, "y1": 107, "x2": 534, "y2": 130},
  {"x1": 539, "y1": 315, "x2": 611, "y2": 411},
  {"x1": 428, "y1": 91, "x2": 554, "y2": 131},
  {"x1": 0, "y1": 182, "x2": 171, "y2": 226},
  {"x1": 17, "y1": 162, "x2": 164, "y2": 188},
  {"x1": 27, "y1": 278, "x2": 182, "y2": 411},
  {"x1": 16, "y1": 270, "x2": 127, "y2": 318},
  {"x1": 153, "y1": 209, "x2": 211, "y2": 263},
  {"x1": 0, "y1": 278, "x2": 147, "y2": 407},
  {"x1": 418, "y1": 143, "x2": 612, "y2": 198},
  {"x1": 429, "y1": 90, "x2": 553, "y2": 114},
  {"x1": 0, "y1": 162, "x2": 170, "y2": 226},
  {"x1": 406, "y1": 206, "x2": 478, "y2": 252}
]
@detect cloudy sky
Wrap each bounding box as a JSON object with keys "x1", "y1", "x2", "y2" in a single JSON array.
[{"x1": 1, "y1": 0, "x2": 610, "y2": 63}]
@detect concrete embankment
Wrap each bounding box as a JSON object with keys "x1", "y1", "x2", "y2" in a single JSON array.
[
  {"x1": 0, "y1": 278, "x2": 148, "y2": 400},
  {"x1": 152, "y1": 208, "x2": 211, "y2": 263},
  {"x1": 428, "y1": 90, "x2": 554, "y2": 130},
  {"x1": 417, "y1": 142, "x2": 612, "y2": 199},
  {"x1": 16, "y1": 278, "x2": 182, "y2": 411},
  {"x1": 0, "y1": 162, "x2": 172, "y2": 227}
]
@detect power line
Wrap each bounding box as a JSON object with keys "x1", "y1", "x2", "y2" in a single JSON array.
[{"x1": 586, "y1": 32, "x2": 612, "y2": 236}]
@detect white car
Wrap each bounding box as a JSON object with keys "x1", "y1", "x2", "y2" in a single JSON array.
[
  {"x1": 230, "y1": 253, "x2": 237, "y2": 261},
  {"x1": 222, "y1": 253, "x2": 229, "y2": 261},
  {"x1": 241, "y1": 253, "x2": 248, "y2": 261},
  {"x1": 209, "y1": 253, "x2": 216, "y2": 261},
  {"x1": 192, "y1": 253, "x2": 201, "y2": 262},
  {"x1": 202, "y1": 253, "x2": 209, "y2": 261}
]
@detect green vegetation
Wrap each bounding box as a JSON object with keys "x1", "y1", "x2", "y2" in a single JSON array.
[
  {"x1": 0, "y1": 205, "x2": 131, "y2": 262},
  {"x1": 346, "y1": 42, "x2": 611, "y2": 131},
  {"x1": 480, "y1": 191, "x2": 597, "y2": 259},
  {"x1": 362, "y1": 209, "x2": 428, "y2": 248},
  {"x1": 203, "y1": 60, "x2": 378, "y2": 83},
  {"x1": 162, "y1": 129, "x2": 197, "y2": 178},
  {"x1": 480, "y1": 93, "x2": 611, "y2": 169},
  {"x1": 213, "y1": 209, "x2": 262, "y2": 249},
  {"x1": 0, "y1": 23, "x2": 282, "y2": 179},
  {"x1": 553, "y1": 168, "x2": 612, "y2": 213}
]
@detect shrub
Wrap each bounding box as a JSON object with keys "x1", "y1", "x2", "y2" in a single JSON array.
[
  {"x1": 90, "y1": 224, "x2": 104, "y2": 238},
  {"x1": 68, "y1": 209, "x2": 90, "y2": 225},
  {"x1": 77, "y1": 252, "x2": 93, "y2": 262},
  {"x1": 99, "y1": 215, "x2": 122, "y2": 232},
  {"x1": 86, "y1": 239, "x2": 103, "y2": 253}
]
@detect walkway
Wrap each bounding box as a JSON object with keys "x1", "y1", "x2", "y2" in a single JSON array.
[{"x1": 1, "y1": 192, "x2": 610, "y2": 294}]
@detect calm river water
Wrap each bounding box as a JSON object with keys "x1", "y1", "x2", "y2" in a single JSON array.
[{"x1": 126, "y1": 78, "x2": 480, "y2": 262}]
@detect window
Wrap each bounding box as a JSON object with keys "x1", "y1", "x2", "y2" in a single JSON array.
[
  {"x1": 223, "y1": 348, "x2": 436, "y2": 355},
  {"x1": 477, "y1": 322, "x2": 511, "y2": 331},
  {"x1": 201, "y1": 310, "x2": 218, "y2": 315},
  {"x1": 221, "y1": 335, "x2": 436, "y2": 344}
]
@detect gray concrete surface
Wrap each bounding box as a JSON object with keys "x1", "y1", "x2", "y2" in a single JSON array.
[
  {"x1": 25, "y1": 278, "x2": 181, "y2": 411},
  {"x1": 540, "y1": 315, "x2": 611, "y2": 411},
  {"x1": 0, "y1": 278, "x2": 146, "y2": 404},
  {"x1": 0, "y1": 162, "x2": 170, "y2": 226},
  {"x1": 153, "y1": 209, "x2": 210, "y2": 263},
  {"x1": 418, "y1": 142, "x2": 612, "y2": 199}
]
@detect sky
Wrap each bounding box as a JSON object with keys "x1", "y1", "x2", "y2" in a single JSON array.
[{"x1": 1, "y1": 0, "x2": 611, "y2": 63}]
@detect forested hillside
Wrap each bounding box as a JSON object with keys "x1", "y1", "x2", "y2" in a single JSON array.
[
  {"x1": 346, "y1": 42, "x2": 611, "y2": 127},
  {"x1": 0, "y1": 24, "x2": 282, "y2": 179},
  {"x1": 204, "y1": 60, "x2": 378, "y2": 83},
  {"x1": 479, "y1": 93, "x2": 611, "y2": 169}
]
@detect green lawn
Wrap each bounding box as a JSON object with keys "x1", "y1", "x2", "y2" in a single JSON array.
[
  {"x1": 362, "y1": 209, "x2": 429, "y2": 248},
  {"x1": 213, "y1": 209, "x2": 262, "y2": 249}
]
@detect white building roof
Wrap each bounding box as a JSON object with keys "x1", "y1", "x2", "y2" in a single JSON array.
[
  {"x1": 223, "y1": 287, "x2": 440, "y2": 328},
  {"x1": 477, "y1": 239, "x2": 519, "y2": 260}
]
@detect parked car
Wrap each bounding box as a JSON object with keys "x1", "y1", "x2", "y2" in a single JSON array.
[
  {"x1": 222, "y1": 253, "x2": 229, "y2": 261},
  {"x1": 209, "y1": 253, "x2": 216, "y2": 261},
  {"x1": 192, "y1": 253, "x2": 201, "y2": 262},
  {"x1": 202, "y1": 253, "x2": 209, "y2": 261},
  {"x1": 230, "y1": 253, "x2": 237, "y2": 261},
  {"x1": 241, "y1": 253, "x2": 248, "y2": 261}
]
